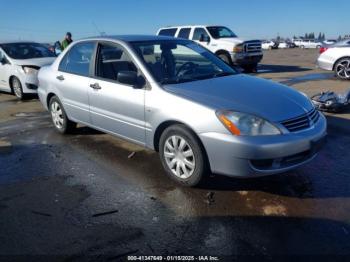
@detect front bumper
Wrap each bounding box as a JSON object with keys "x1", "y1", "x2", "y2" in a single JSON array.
[
  {"x1": 199, "y1": 113, "x2": 327, "y2": 177},
  {"x1": 231, "y1": 52, "x2": 263, "y2": 66}
]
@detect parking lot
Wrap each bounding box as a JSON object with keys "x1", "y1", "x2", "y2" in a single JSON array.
[{"x1": 0, "y1": 48, "x2": 349, "y2": 259}]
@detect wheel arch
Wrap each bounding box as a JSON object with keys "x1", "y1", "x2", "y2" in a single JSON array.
[
  {"x1": 332, "y1": 56, "x2": 350, "y2": 71},
  {"x1": 46, "y1": 92, "x2": 57, "y2": 108},
  {"x1": 153, "y1": 120, "x2": 211, "y2": 170}
]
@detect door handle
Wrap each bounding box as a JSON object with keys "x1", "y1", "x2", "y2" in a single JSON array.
[
  {"x1": 56, "y1": 75, "x2": 65, "y2": 81},
  {"x1": 90, "y1": 83, "x2": 101, "y2": 90}
]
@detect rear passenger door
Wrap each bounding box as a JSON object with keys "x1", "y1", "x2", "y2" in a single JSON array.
[
  {"x1": 55, "y1": 41, "x2": 95, "y2": 124},
  {"x1": 88, "y1": 41, "x2": 146, "y2": 145}
]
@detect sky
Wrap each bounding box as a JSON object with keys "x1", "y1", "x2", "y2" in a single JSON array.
[{"x1": 0, "y1": 0, "x2": 348, "y2": 42}]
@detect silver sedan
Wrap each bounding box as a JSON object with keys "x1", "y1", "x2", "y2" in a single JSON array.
[{"x1": 37, "y1": 35, "x2": 327, "y2": 186}]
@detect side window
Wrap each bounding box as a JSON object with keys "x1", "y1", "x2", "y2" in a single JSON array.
[
  {"x1": 192, "y1": 28, "x2": 209, "y2": 41},
  {"x1": 96, "y1": 43, "x2": 137, "y2": 82},
  {"x1": 177, "y1": 28, "x2": 191, "y2": 39},
  {"x1": 58, "y1": 42, "x2": 95, "y2": 76},
  {"x1": 158, "y1": 28, "x2": 177, "y2": 37}
]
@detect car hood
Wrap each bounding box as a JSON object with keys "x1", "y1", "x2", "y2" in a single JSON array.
[
  {"x1": 163, "y1": 74, "x2": 314, "y2": 122},
  {"x1": 12, "y1": 57, "x2": 56, "y2": 67},
  {"x1": 217, "y1": 37, "x2": 244, "y2": 45}
]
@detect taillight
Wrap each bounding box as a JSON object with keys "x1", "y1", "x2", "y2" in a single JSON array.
[{"x1": 319, "y1": 47, "x2": 328, "y2": 54}]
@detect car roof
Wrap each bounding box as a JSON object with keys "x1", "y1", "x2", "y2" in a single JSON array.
[
  {"x1": 333, "y1": 39, "x2": 350, "y2": 46},
  {"x1": 159, "y1": 25, "x2": 225, "y2": 29},
  {"x1": 82, "y1": 35, "x2": 181, "y2": 42},
  {"x1": 0, "y1": 40, "x2": 37, "y2": 45}
]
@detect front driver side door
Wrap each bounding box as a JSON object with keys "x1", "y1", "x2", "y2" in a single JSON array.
[{"x1": 88, "y1": 41, "x2": 146, "y2": 145}]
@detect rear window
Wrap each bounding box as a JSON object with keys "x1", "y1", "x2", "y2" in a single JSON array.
[
  {"x1": 177, "y1": 28, "x2": 191, "y2": 39},
  {"x1": 158, "y1": 28, "x2": 177, "y2": 37}
]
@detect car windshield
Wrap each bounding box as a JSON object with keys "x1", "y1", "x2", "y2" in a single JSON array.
[
  {"x1": 206, "y1": 26, "x2": 237, "y2": 39},
  {"x1": 131, "y1": 40, "x2": 237, "y2": 85},
  {"x1": 0, "y1": 42, "x2": 56, "y2": 59}
]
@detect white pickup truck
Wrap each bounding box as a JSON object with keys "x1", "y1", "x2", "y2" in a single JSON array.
[{"x1": 157, "y1": 25, "x2": 263, "y2": 72}]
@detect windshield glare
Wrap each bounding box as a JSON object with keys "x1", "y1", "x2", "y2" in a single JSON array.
[
  {"x1": 131, "y1": 41, "x2": 237, "y2": 85},
  {"x1": 0, "y1": 43, "x2": 56, "y2": 59},
  {"x1": 206, "y1": 26, "x2": 237, "y2": 39}
]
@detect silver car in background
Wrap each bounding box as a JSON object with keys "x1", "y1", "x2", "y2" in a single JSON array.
[{"x1": 38, "y1": 35, "x2": 327, "y2": 186}]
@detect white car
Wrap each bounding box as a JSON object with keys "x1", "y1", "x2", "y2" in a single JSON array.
[
  {"x1": 292, "y1": 39, "x2": 303, "y2": 47},
  {"x1": 317, "y1": 46, "x2": 350, "y2": 79},
  {"x1": 299, "y1": 39, "x2": 322, "y2": 49},
  {"x1": 0, "y1": 41, "x2": 56, "y2": 99},
  {"x1": 261, "y1": 40, "x2": 275, "y2": 50},
  {"x1": 278, "y1": 42, "x2": 288, "y2": 49},
  {"x1": 157, "y1": 25, "x2": 263, "y2": 72}
]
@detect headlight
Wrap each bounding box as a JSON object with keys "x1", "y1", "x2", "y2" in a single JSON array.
[
  {"x1": 233, "y1": 44, "x2": 244, "y2": 53},
  {"x1": 22, "y1": 66, "x2": 39, "y2": 75},
  {"x1": 216, "y1": 110, "x2": 281, "y2": 136}
]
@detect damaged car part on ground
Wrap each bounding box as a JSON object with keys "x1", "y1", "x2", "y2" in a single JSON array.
[{"x1": 37, "y1": 35, "x2": 327, "y2": 186}]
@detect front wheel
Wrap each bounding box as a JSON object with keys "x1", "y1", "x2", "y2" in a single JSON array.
[
  {"x1": 49, "y1": 96, "x2": 76, "y2": 134},
  {"x1": 218, "y1": 53, "x2": 233, "y2": 66},
  {"x1": 159, "y1": 125, "x2": 208, "y2": 187},
  {"x1": 242, "y1": 64, "x2": 258, "y2": 73},
  {"x1": 334, "y1": 58, "x2": 350, "y2": 80},
  {"x1": 11, "y1": 77, "x2": 24, "y2": 100}
]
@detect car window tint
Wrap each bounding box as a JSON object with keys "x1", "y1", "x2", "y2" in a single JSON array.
[
  {"x1": 96, "y1": 43, "x2": 137, "y2": 82},
  {"x1": 59, "y1": 42, "x2": 94, "y2": 76},
  {"x1": 192, "y1": 28, "x2": 209, "y2": 41},
  {"x1": 158, "y1": 28, "x2": 177, "y2": 37},
  {"x1": 177, "y1": 28, "x2": 191, "y2": 39}
]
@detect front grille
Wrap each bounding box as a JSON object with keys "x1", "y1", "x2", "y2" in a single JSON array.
[
  {"x1": 281, "y1": 108, "x2": 320, "y2": 132},
  {"x1": 244, "y1": 41, "x2": 262, "y2": 53}
]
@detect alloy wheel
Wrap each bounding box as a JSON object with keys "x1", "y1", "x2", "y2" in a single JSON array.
[
  {"x1": 50, "y1": 101, "x2": 64, "y2": 129},
  {"x1": 12, "y1": 78, "x2": 22, "y2": 98},
  {"x1": 335, "y1": 59, "x2": 350, "y2": 79},
  {"x1": 163, "y1": 135, "x2": 196, "y2": 179}
]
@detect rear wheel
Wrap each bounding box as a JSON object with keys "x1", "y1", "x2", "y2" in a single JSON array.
[
  {"x1": 11, "y1": 77, "x2": 24, "y2": 100},
  {"x1": 49, "y1": 96, "x2": 76, "y2": 134},
  {"x1": 159, "y1": 124, "x2": 208, "y2": 187},
  {"x1": 334, "y1": 57, "x2": 350, "y2": 80}
]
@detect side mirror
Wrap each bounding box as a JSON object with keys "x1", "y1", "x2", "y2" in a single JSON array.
[
  {"x1": 200, "y1": 34, "x2": 210, "y2": 43},
  {"x1": 117, "y1": 71, "x2": 145, "y2": 88}
]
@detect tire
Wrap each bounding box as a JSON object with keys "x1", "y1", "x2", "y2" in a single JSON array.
[
  {"x1": 217, "y1": 53, "x2": 233, "y2": 66},
  {"x1": 11, "y1": 77, "x2": 25, "y2": 100},
  {"x1": 242, "y1": 64, "x2": 258, "y2": 73},
  {"x1": 159, "y1": 124, "x2": 208, "y2": 187},
  {"x1": 334, "y1": 57, "x2": 350, "y2": 80},
  {"x1": 316, "y1": 45, "x2": 321, "y2": 49},
  {"x1": 300, "y1": 45, "x2": 305, "y2": 49},
  {"x1": 49, "y1": 96, "x2": 76, "y2": 134}
]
